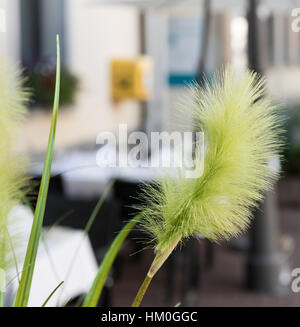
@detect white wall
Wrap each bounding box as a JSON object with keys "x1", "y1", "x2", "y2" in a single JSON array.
[
  {"x1": 16, "y1": 0, "x2": 142, "y2": 154},
  {"x1": 0, "y1": 0, "x2": 20, "y2": 62},
  {"x1": 64, "y1": 0, "x2": 142, "y2": 138}
]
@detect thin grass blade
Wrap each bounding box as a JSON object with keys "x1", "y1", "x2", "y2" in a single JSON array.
[
  {"x1": 83, "y1": 215, "x2": 141, "y2": 307},
  {"x1": 41, "y1": 281, "x2": 64, "y2": 307},
  {"x1": 56, "y1": 180, "x2": 115, "y2": 305},
  {"x1": 14, "y1": 35, "x2": 61, "y2": 307}
]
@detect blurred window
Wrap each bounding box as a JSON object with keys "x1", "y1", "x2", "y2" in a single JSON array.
[{"x1": 20, "y1": 0, "x2": 65, "y2": 68}]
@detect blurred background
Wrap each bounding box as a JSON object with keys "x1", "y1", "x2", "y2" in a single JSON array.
[{"x1": 1, "y1": 0, "x2": 300, "y2": 306}]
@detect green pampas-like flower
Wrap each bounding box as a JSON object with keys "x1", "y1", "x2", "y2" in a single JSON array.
[
  {"x1": 0, "y1": 59, "x2": 29, "y2": 290},
  {"x1": 141, "y1": 68, "x2": 282, "y2": 252},
  {"x1": 132, "y1": 67, "x2": 283, "y2": 306}
]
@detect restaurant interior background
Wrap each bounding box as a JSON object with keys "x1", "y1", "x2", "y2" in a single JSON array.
[{"x1": 1, "y1": 0, "x2": 300, "y2": 306}]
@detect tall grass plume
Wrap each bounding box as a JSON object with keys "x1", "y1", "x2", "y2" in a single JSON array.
[
  {"x1": 0, "y1": 59, "x2": 29, "y2": 292},
  {"x1": 132, "y1": 67, "x2": 284, "y2": 306}
]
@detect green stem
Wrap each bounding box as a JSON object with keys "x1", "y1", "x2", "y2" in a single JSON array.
[
  {"x1": 0, "y1": 291, "x2": 4, "y2": 307},
  {"x1": 131, "y1": 274, "x2": 152, "y2": 307},
  {"x1": 131, "y1": 238, "x2": 180, "y2": 307}
]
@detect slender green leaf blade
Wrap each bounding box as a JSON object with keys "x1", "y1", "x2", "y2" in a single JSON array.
[
  {"x1": 41, "y1": 281, "x2": 64, "y2": 307},
  {"x1": 14, "y1": 35, "x2": 61, "y2": 307},
  {"x1": 83, "y1": 215, "x2": 140, "y2": 307},
  {"x1": 0, "y1": 291, "x2": 4, "y2": 307},
  {"x1": 56, "y1": 180, "x2": 115, "y2": 305}
]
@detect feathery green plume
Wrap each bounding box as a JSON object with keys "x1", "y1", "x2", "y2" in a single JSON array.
[
  {"x1": 132, "y1": 67, "x2": 283, "y2": 306},
  {"x1": 141, "y1": 67, "x2": 282, "y2": 252},
  {"x1": 0, "y1": 58, "x2": 29, "y2": 290}
]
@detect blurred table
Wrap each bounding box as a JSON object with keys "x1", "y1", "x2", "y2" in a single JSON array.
[
  {"x1": 28, "y1": 146, "x2": 202, "y2": 304},
  {"x1": 29, "y1": 147, "x2": 183, "y2": 199}
]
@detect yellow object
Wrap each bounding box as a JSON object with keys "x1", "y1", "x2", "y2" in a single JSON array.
[{"x1": 111, "y1": 56, "x2": 153, "y2": 101}]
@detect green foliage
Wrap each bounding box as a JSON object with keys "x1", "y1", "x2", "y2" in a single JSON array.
[
  {"x1": 0, "y1": 35, "x2": 134, "y2": 307},
  {"x1": 139, "y1": 67, "x2": 284, "y2": 253},
  {"x1": 0, "y1": 42, "x2": 285, "y2": 307},
  {"x1": 57, "y1": 180, "x2": 115, "y2": 304},
  {"x1": 41, "y1": 281, "x2": 64, "y2": 307},
  {"x1": 0, "y1": 58, "x2": 30, "y2": 286},
  {"x1": 26, "y1": 67, "x2": 78, "y2": 108},
  {"x1": 83, "y1": 215, "x2": 140, "y2": 307},
  {"x1": 14, "y1": 35, "x2": 61, "y2": 307}
]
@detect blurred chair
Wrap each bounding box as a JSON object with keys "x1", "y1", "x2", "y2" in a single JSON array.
[{"x1": 113, "y1": 179, "x2": 146, "y2": 264}]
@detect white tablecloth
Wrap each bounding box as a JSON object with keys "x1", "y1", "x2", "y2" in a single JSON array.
[
  {"x1": 30, "y1": 148, "x2": 184, "y2": 200},
  {"x1": 6, "y1": 205, "x2": 98, "y2": 307}
]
